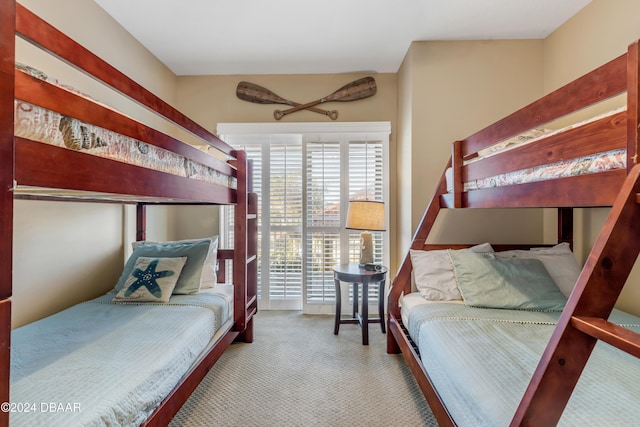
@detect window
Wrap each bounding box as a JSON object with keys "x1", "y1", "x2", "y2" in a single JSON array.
[{"x1": 219, "y1": 122, "x2": 390, "y2": 313}]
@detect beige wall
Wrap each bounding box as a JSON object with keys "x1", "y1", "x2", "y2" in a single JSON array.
[
  {"x1": 175, "y1": 73, "x2": 399, "y2": 267},
  {"x1": 16, "y1": 1, "x2": 177, "y2": 131},
  {"x1": 396, "y1": 49, "x2": 414, "y2": 263},
  {"x1": 176, "y1": 74, "x2": 396, "y2": 127},
  {"x1": 13, "y1": 0, "x2": 179, "y2": 327},
  {"x1": 542, "y1": 0, "x2": 640, "y2": 314},
  {"x1": 544, "y1": 0, "x2": 640, "y2": 91},
  {"x1": 396, "y1": 40, "x2": 546, "y2": 266}
]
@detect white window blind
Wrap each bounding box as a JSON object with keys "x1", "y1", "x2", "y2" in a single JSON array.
[
  {"x1": 348, "y1": 141, "x2": 385, "y2": 297},
  {"x1": 219, "y1": 123, "x2": 390, "y2": 313},
  {"x1": 220, "y1": 139, "x2": 263, "y2": 298},
  {"x1": 305, "y1": 140, "x2": 341, "y2": 305},
  {"x1": 267, "y1": 140, "x2": 303, "y2": 305}
]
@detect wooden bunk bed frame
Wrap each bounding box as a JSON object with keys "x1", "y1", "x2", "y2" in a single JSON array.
[
  {"x1": 0, "y1": 2, "x2": 258, "y2": 426},
  {"x1": 387, "y1": 40, "x2": 640, "y2": 426}
]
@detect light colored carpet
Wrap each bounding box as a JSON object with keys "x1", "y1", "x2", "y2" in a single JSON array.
[{"x1": 170, "y1": 310, "x2": 437, "y2": 427}]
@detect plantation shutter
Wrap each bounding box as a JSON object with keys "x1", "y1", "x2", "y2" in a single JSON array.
[
  {"x1": 348, "y1": 140, "x2": 385, "y2": 264},
  {"x1": 267, "y1": 139, "x2": 303, "y2": 308},
  {"x1": 305, "y1": 140, "x2": 342, "y2": 305},
  {"x1": 219, "y1": 122, "x2": 389, "y2": 314},
  {"x1": 347, "y1": 139, "x2": 385, "y2": 302}
]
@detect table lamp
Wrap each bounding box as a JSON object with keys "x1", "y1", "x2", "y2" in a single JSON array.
[{"x1": 345, "y1": 200, "x2": 385, "y2": 265}]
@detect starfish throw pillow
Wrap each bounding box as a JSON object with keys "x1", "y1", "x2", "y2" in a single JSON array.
[{"x1": 113, "y1": 256, "x2": 187, "y2": 303}]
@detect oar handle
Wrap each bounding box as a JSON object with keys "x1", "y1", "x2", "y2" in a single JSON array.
[
  {"x1": 275, "y1": 98, "x2": 326, "y2": 118},
  {"x1": 274, "y1": 108, "x2": 338, "y2": 120},
  {"x1": 237, "y1": 81, "x2": 337, "y2": 119},
  {"x1": 274, "y1": 77, "x2": 376, "y2": 119}
]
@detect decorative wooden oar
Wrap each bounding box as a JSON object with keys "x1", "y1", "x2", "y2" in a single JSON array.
[
  {"x1": 273, "y1": 76, "x2": 376, "y2": 120},
  {"x1": 236, "y1": 81, "x2": 338, "y2": 120}
]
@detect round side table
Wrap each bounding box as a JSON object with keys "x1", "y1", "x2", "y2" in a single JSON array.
[{"x1": 333, "y1": 263, "x2": 387, "y2": 345}]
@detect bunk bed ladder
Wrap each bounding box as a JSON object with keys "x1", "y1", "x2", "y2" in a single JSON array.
[
  {"x1": 512, "y1": 164, "x2": 640, "y2": 426},
  {"x1": 230, "y1": 150, "x2": 258, "y2": 342}
]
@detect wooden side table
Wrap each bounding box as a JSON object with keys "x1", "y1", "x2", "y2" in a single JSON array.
[{"x1": 333, "y1": 263, "x2": 387, "y2": 345}]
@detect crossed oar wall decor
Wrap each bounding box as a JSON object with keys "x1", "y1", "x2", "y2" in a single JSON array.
[{"x1": 236, "y1": 77, "x2": 377, "y2": 120}]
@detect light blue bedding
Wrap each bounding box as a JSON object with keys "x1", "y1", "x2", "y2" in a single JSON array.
[
  {"x1": 10, "y1": 290, "x2": 231, "y2": 426},
  {"x1": 406, "y1": 302, "x2": 640, "y2": 427}
]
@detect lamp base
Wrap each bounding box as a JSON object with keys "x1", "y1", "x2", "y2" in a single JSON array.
[{"x1": 359, "y1": 231, "x2": 374, "y2": 265}]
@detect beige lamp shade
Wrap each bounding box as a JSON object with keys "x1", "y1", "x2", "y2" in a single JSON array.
[
  {"x1": 345, "y1": 200, "x2": 385, "y2": 231},
  {"x1": 345, "y1": 200, "x2": 385, "y2": 265}
]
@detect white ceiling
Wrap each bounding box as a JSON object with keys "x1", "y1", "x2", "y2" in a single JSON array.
[{"x1": 94, "y1": 0, "x2": 591, "y2": 76}]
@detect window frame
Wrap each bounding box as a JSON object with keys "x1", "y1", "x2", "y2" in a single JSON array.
[{"x1": 218, "y1": 122, "x2": 391, "y2": 314}]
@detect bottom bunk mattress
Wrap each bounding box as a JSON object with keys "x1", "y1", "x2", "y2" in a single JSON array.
[
  {"x1": 10, "y1": 286, "x2": 234, "y2": 426},
  {"x1": 402, "y1": 294, "x2": 640, "y2": 427}
]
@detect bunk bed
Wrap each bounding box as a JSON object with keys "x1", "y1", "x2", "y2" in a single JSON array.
[
  {"x1": 1, "y1": 2, "x2": 258, "y2": 426},
  {"x1": 387, "y1": 39, "x2": 640, "y2": 426}
]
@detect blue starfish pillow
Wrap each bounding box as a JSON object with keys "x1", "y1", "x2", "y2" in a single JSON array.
[
  {"x1": 115, "y1": 239, "x2": 211, "y2": 295},
  {"x1": 113, "y1": 256, "x2": 187, "y2": 303}
]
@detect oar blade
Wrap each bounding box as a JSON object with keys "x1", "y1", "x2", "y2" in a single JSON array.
[
  {"x1": 325, "y1": 76, "x2": 377, "y2": 102},
  {"x1": 236, "y1": 81, "x2": 291, "y2": 105}
]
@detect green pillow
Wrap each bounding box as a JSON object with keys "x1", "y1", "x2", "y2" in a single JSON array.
[
  {"x1": 449, "y1": 251, "x2": 566, "y2": 311},
  {"x1": 115, "y1": 239, "x2": 210, "y2": 295}
]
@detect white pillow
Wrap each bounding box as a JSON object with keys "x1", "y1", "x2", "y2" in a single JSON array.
[
  {"x1": 494, "y1": 243, "x2": 581, "y2": 297},
  {"x1": 132, "y1": 236, "x2": 219, "y2": 290},
  {"x1": 410, "y1": 243, "x2": 494, "y2": 301},
  {"x1": 199, "y1": 236, "x2": 219, "y2": 288}
]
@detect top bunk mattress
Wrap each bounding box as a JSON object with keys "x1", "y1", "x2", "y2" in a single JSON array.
[
  {"x1": 13, "y1": 63, "x2": 236, "y2": 195},
  {"x1": 10, "y1": 288, "x2": 232, "y2": 426},
  {"x1": 402, "y1": 295, "x2": 640, "y2": 426},
  {"x1": 15, "y1": 99, "x2": 233, "y2": 187},
  {"x1": 445, "y1": 106, "x2": 627, "y2": 192}
]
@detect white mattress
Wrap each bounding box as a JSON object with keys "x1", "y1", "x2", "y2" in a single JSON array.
[
  {"x1": 445, "y1": 148, "x2": 626, "y2": 192},
  {"x1": 400, "y1": 292, "x2": 461, "y2": 332},
  {"x1": 446, "y1": 106, "x2": 627, "y2": 192},
  {"x1": 402, "y1": 296, "x2": 640, "y2": 426},
  {"x1": 14, "y1": 63, "x2": 234, "y2": 189},
  {"x1": 211, "y1": 283, "x2": 235, "y2": 318},
  {"x1": 10, "y1": 288, "x2": 232, "y2": 426}
]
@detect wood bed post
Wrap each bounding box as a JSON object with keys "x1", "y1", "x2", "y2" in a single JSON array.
[
  {"x1": 0, "y1": 0, "x2": 15, "y2": 297},
  {"x1": 230, "y1": 150, "x2": 257, "y2": 343},
  {"x1": 628, "y1": 40, "x2": 640, "y2": 172},
  {"x1": 451, "y1": 141, "x2": 463, "y2": 208},
  {"x1": 557, "y1": 207, "x2": 573, "y2": 248},
  {"x1": 136, "y1": 204, "x2": 146, "y2": 241},
  {"x1": 231, "y1": 149, "x2": 249, "y2": 333},
  {"x1": 0, "y1": 0, "x2": 15, "y2": 420}
]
